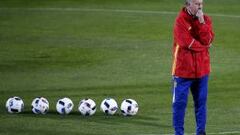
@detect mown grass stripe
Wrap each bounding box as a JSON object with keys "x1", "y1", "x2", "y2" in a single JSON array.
[{"x1": 0, "y1": 7, "x2": 240, "y2": 19}]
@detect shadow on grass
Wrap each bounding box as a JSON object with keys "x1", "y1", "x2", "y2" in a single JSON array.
[
  {"x1": 13, "y1": 110, "x2": 171, "y2": 129},
  {"x1": 1, "y1": 110, "x2": 171, "y2": 135}
]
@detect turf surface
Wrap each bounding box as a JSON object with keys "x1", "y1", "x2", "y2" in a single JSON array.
[{"x1": 0, "y1": 0, "x2": 240, "y2": 135}]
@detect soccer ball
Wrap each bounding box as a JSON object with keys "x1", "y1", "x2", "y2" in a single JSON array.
[
  {"x1": 100, "y1": 98, "x2": 118, "y2": 115},
  {"x1": 31, "y1": 97, "x2": 49, "y2": 114},
  {"x1": 120, "y1": 99, "x2": 139, "y2": 116},
  {"x1": 56, "y1": 97, "x2": 74, "y2": 115},
  {"x1": 6, "y1": 96, "x2": 24, "y2": 113},
  {"x1": 78, "y1": 98, "x2": 96, "y2": 116}
]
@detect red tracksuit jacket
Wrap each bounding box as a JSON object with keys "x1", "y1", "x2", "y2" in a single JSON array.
[{"x1": 172, "y1": 8, "x2": 214, "y2": 78}]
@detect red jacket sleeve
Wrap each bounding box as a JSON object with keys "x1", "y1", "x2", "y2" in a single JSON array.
[
  {"x1": 174, "y1": 18, "x2": 209, "y2": 52},
  {"x1": 197, "y1": 16, "x2": 214, "y2": 46}
]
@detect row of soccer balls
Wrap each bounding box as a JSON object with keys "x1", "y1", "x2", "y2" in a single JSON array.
[{"x1": 6, "y1": 96, "x2": 139, "y2": 116}]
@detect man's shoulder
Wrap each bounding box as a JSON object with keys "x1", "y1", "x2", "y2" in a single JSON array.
[
  {"x1": 175, "y1": 8, "x2": 190, "y2": 22},
  {"x1": 175, "y1": 9, "x2": 191, "y2": 27},
  {"x1": 176, "y1": 8, "x2": 186, "y2": 18}
]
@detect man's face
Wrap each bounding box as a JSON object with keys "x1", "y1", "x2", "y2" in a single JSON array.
[{"x1": 187, "y1": 0, "x2": 203, "y2": 15}]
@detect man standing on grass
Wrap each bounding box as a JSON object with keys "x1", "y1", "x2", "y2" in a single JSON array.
[{"x1": 171, "y1": 0, "x2": 214, "y2": 134}]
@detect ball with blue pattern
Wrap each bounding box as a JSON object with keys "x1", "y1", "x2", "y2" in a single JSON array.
[
  {"x1": 31, "y1": 97, "x2": 49, "y2": 114},
  {"x1": 100, "y1": 98, "x2": 118, "y2": 115},
  {"x1": 120, "y1": 99, "x2": 139, "y2": 116},
  {"x1": 6, "y1": 96, "x2": 24, "y2": 113},
  {"x1": 56, "y1": 97, "x2": 74, "y2": 115},
  {"x1": 78, "y1": 98, "x2": 96, "y2": 116}
]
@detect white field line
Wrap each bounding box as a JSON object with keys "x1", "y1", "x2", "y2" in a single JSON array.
[
  {"x1": 0, "y1": 7, "x2": 240, "y2": 19},
  {"x1": 140, "y1": 131, "x2": 240, "y2": 135}
]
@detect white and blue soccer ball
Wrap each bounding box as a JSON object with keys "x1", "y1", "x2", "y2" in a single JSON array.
[
  {"x1": 6, "y1": 96, "x2": 24, "y2": 113},
  {"x1": 31, "y1": 97, "x2": 49, "y2": 114},
  {"x1": 120, "y1": 99, "x2": 139, "y2": 116},
  {"x1": 100, "y1": 98, "x2": 118, "y2": 115},
  {"x1": 78, "y1": 98, "x2": 96, "y2": 116},
  {"x1": 56, "y1": 97, "x2": 74, "y2": 115}
]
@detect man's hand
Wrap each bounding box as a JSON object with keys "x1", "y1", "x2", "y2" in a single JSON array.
[{"x1": 196, "y1": 9, "x2": 205, "y2": 24}]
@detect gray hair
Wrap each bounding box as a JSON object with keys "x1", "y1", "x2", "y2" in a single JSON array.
[{"x1": 185, "y1": 0, "x2": 192, "y2": 4}]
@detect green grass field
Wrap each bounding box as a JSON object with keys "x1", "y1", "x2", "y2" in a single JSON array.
[{"x1": 0, "y1": 0, "x2": 240, "y2": 135}]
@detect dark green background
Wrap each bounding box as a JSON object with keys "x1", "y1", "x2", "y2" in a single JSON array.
[{"x1": 0, "y1": 0, "x2": 239, "y2": 134}]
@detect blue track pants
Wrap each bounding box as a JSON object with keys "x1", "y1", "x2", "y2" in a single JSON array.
[{"x1": 172, "y1": 75, "x2": 208, "y2": 135}]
